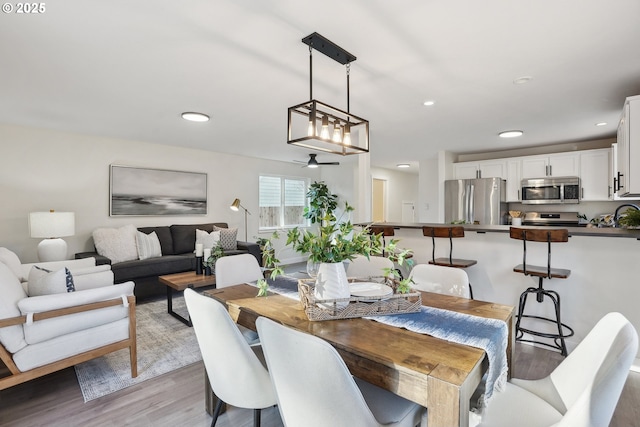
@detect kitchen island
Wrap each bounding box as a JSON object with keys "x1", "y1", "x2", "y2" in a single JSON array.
[{"x1": 369, "y1": 222, "x2": 640, "y2": 365}]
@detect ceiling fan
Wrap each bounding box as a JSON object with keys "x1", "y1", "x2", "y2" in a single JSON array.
[{"x1": 294, "y1": 154, "x2": 340, "y2": 168}]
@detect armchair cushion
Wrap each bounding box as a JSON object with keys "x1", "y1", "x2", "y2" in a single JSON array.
[
  {"x1": 0, "y1": 263, "x2": 28, "y2": 353},
  {"x1": 0, "y1": 247, "x2": 25, "y2": 281},
  {"x1": 18, "y1": 281, "x2": 134, "y2": 346},
  {"x1": 13, "y1": 318, "x2": 131, "y2": 372},
  {"x1": 19, "y1": 257, "x2": 97, "y2": 285},
  {"x1": 27, "y1": 266, "x2": 75, "y2": 296}
]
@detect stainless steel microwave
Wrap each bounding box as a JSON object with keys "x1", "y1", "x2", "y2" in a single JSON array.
[{"x1": 521, "y1": 177, "x2": 580, "y2": 204}]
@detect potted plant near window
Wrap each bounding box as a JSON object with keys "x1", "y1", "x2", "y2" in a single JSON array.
[{"x1": 286, "y1": 181, "x2": 384, "y2": 306}]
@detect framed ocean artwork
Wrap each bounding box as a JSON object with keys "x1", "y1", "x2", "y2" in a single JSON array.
[{"x1": 110, "y1": 165, "x2": 207, "y2": 216}]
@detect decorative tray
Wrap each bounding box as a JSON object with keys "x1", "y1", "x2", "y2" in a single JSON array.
[{"x1": 298, "y1": 278, "x2": 422, "y2": 322}]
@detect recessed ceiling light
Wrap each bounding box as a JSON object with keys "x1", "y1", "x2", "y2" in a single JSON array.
[
  {"x1": 181, "y1": 112, "x2": 210, "y2": 122},
  {"x1": 499, "y1": 130, "x2": 524, "y2": 138},
  {"x1": 595, "y1": 122, "x2": 608, "y2": 127},
  {"x1": 513, "y1": 76, "x2": 533, "y2": 85},
  {"x1": 423, "y1": 100, "x2": 435, "y2": 106},
  {"x1": 397, "y1": 163, "x2": 410, "y2": 168}
]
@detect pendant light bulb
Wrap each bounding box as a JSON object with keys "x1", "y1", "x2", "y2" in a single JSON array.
[
  {"x1": 320, "y1": 116, "x2": 330, "y2": 140},
  {"x1": 343, "y1": 123, "x2": 351, "y2": 146},
  {"x1": 332, "y1": 122, "x2": 342, "y2": 143},
  {"x1": 307, "y1": 109, "x2": 316, "y2": 137}
]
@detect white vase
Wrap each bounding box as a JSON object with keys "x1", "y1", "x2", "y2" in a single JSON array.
[{"x1": 315, "y1": 262, "x2": 350, "y2": 309}]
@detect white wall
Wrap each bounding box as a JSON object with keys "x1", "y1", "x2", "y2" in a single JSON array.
[
  {"x1": 370, "y1": 167, "x2": 419, "y2": 222},
  {"x1": 0, "y1": 124, "x2": 323, "y2": 263}
]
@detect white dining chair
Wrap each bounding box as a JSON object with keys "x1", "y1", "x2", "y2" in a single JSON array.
[
  {"x1": 256, "y1": 316, "x2": 425, "y2": 427},
  {"x1": 215, "y1": 253, "x2": 264, "y2": 344},
  {"x1": 184, "y1": 289, "x2": 277, "y2": 427},
  {"x1": 475, "y1": 312, "x2": 638, "y2": 427},
  {"x1": 346, "y1": 254, "x2": 394, "y2": 279},
  {"x1": 215, "y1": 253, "x2": 263, "y2": 287},
  {"x1": 408, "y1": 263, "x2": 471, "y2": 298}
]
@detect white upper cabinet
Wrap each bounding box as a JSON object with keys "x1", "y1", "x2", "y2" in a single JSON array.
[
  {"x1": 615, "y1": 95, "x2": 640, "y2": 197},
  {"x1": 520, "y1": 152, "x2": 580, "y2": 179},
  {"x1": 453, "y1": 160, "x2": 506, "y2": 180},
  {"x1": 506, "y1": 158, "x2": 522, "y2": 202},
  {"x1": 579, "y1": 148, "x2": 610, "y2": 201}
]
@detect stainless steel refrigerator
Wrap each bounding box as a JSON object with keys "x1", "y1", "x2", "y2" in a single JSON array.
[{"x1": 444, "y1": 178, "x2": 507, "y2": 225}]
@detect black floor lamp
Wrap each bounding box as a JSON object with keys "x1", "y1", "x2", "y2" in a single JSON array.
[{"x1": 230, "y1": 198, "x2": 251, "y2": 242}]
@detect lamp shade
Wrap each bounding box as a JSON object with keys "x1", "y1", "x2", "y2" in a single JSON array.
[
  {"x1": 230, "y1": 198, "x2": 241, "y2": 211},
  {"x1": 29, "y1": 211, "x2": 75, "y2": 238}
]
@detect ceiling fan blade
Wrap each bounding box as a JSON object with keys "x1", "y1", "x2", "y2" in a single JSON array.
[{"x1": 318, "y1": 162, "x2": 340, "y2": 165}]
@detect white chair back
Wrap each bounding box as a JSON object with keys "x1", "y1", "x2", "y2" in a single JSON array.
[
  {"x1": 215, "y1": 253, "x2": 263, "y2": 288},
  {"x1": 256, "y1": 316, "x2": 423, "y2": 427},
  {"x1": 183, "y1": 289, "x2": 276, "y2": 410},
  {"x1": 553, "y1": 312, "x2": 638, "y2": 426},
  {"x1": 346, "y1": 254, "x2": 394, "y2": 279},
  {"x1": 408, "y1": 264, "x2": 470, "y2": 298}
]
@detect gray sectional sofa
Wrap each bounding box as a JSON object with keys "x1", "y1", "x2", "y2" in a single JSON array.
[{"x1": 75, "y1": 222, "x2": 261, "y2": 300}]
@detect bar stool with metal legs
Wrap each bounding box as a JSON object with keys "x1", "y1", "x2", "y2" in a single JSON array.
[
  {"x1": 510, "y1": 227, "x2": 574, "y2": 356},
  {"x1": 422, "y1": 226, "x2": 476, "y2": 298}
]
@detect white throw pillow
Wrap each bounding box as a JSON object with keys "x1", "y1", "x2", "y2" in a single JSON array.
[
  {"x1": 92, "y1": 224, "x2": 138, "y2": 264},
  {"x1": 136, "y1": 231, "x2": 162, "y2": 260},
  {"x1": 196, "y1": 229, "x2": 221, "y2": 250},
  {"x1": 0, "y1": 247, "x2": 24, "y2": 281},
  {"x1": 28, "y1": 266, "x2": 76, "y2": 296}
]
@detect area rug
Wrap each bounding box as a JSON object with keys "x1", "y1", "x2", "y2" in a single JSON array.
[{"x1": 74, "y1": 296, "x2": 202, "y2": 402}]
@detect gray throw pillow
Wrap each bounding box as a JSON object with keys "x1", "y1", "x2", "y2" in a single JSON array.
[{"x1": 214, "y1": 226, "x2": 238, "y2": 251}]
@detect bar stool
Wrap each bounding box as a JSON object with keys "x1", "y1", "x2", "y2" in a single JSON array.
[
  {"x1": 368, "y1": 225, "x2": 413, "y2": 279},
  {"x1": 510, "y1": 227, "x2": 574, "y2": 356},
  {"x1": 368, "y1": 225, "x2": 395, "y2": 257},
  {"x1": 422, "y1": 226, "x2": 476, "y2": 298}
]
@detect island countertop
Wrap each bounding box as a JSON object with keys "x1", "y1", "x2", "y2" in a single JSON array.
[
  {"x1": 360, "y1": 221, "x2": 640, "y2": 364},
  {"x1": 365, "y1": 222, "x2": 640, "y2": 239}
]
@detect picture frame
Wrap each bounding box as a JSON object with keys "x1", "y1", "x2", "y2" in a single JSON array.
[{"x1": 110, "y1": 165, "x2": 207, "y2": 216}]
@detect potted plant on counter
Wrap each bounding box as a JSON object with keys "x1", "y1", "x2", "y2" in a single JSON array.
[{"x1": 286, "y1": 181, "x2": 383, "y2": 306}]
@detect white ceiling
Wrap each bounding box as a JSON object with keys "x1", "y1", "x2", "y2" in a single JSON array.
[{"x1": 1, "y1": 0, "x2": 639, "y2": 171}]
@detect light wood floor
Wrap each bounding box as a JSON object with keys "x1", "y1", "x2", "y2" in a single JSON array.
[{"x1": 0, "y1": 342, "x2": 638, "y2": 427}]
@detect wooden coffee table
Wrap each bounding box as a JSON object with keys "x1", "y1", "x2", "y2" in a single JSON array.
[{"x1": 159, "y1": 271, "x2": 217, "y2": 326}]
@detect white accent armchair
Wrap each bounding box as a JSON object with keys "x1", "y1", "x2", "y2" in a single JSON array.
[{"x1": 0, "y1": 248, "x2": 137, "y2": 390}]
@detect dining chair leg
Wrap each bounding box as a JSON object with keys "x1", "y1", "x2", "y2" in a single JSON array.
[
  {"x1": 253, "y1": 408, "x2": 261, "y2": 427},
  {"x1": 211, "y1": 399, "x2": 224, "y2": 427}
]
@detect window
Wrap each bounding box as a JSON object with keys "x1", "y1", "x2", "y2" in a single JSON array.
[{"x1": 259, "y1": 175, "x2": 309, "y2": 230}]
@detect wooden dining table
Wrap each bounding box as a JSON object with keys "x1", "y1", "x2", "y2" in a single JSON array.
[{"x1": 204, "y1": 284, "x2": 514, "y2": 427}]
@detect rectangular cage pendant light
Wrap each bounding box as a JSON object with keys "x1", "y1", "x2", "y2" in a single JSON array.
[{"x1": 287, "y1": 33, "x2": 369, "y2": 156}]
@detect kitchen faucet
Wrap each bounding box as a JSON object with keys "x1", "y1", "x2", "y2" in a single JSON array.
[{"x1": 613, "y1": 203, "x2": 640, "y2": 227}]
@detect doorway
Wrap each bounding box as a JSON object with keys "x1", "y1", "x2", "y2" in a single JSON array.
[
  {"x1": 402, "y1": 201, "x2": 415, "y2": 222},
  {"x1": 372, "y1": 178, "x2": 386, "y2": 222}
]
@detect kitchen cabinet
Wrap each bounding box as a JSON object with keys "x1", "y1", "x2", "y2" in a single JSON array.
[
  {"x1": 506, "y1": 158, "x2": 521, "y2": 202},
  {"x1": 453, "y1": 160, "x2": 506, "y2": 180},
  {"x1": 520, "y1": 152, "x2": 580, "y2": 179},
  {"x1": 615, "y1": 95, "x2": 640, "y2": 197},
  {"x1": 579, "y1": 148, "x2": 610, "y2": 201}
]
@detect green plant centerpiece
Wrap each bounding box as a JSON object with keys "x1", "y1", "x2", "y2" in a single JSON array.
[{"x1": 286, "y1": 181, "x2": 385, "y2": 307}]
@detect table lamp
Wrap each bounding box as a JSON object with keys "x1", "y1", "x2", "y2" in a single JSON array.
[
  {"x1": 29, "y1": 210, "x2": 75, "y2": 261},
  {"x1": 230, "y1": 198, "x2": 251, "y2": 242}
]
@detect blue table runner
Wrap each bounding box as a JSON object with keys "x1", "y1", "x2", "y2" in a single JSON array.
[{"x1": 253, "y1": 276, "x2": 508, "y2": 405}]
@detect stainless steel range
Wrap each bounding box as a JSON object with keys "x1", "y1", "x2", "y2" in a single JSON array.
[{"x1": 522, "y1": 211, "x2": 580, "y2": 227}]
